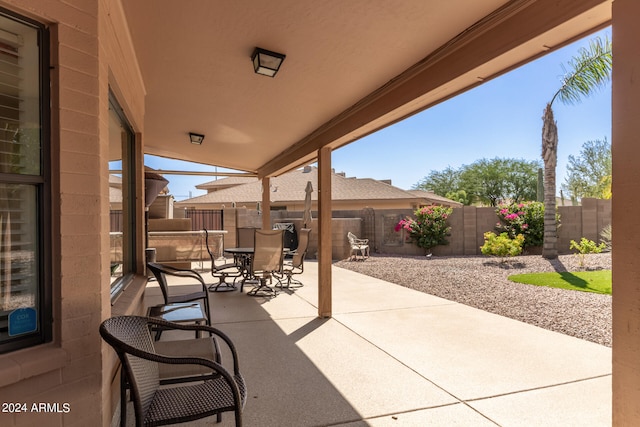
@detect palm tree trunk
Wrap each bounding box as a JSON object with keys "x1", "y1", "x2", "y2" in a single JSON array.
[{"x1": 542, "y1": 103, "x2": 558, "y2": 259}]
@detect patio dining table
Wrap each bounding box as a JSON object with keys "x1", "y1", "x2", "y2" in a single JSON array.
[
  {"x1": 224, "y1": 246, "x2": 289, "y2": 295},
  {"x1": 224, "y1": 247, "x2": 256, "y2": 290}
]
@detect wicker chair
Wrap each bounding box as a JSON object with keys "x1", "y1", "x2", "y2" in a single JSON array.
[
  {"x1": 146, "y1": 262, "x2": 212, "y2": 329},
  {"x1": 204, "y1": 228, "x2": 244, "y2": 292},
  {"x1": 277, "y1": 228, "x2": 311, "y2": 289},
  {"x1": 100, "y1": 316, "x2": 247, "y2": 427},
  {"x1": 347, "y1": 231, "x2": 369, "y2": 261},
  {"x1": 246, "y1": 229, "x2": 284, "y2": 297},
  {"x1": 124, "y1": 335, "x2": 223, "y2": 425}
]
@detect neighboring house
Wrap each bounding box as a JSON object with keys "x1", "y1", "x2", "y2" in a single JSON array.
[
  {"x1": 109, "y1": 174, "x2": 123, "y2": 211},
  {"x1": 196, "y1": 176, "x2": 258, "y2": 193},
  {"x1": 405, "y1": 189, "x2": 465, "y2": 207},
  {"x1": 177, "y1": 166, "x2": 462, "y2": 211}
]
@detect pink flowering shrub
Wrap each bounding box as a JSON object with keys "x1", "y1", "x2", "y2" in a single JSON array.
[
  {"x1": 395, "y1": 205, "x2": 453, "y2": 251},
  {"x1": 495, "y1": 202, "x2": 545, "y2": 248}
]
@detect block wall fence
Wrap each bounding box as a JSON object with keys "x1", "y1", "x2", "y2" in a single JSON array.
[{"x1": 223, "y1": 199, "x2": 610, "y2": 260}]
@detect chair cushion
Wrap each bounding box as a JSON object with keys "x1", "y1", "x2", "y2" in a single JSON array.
[{"x1": 155, "y1": 337, "x2": 219, "y2": 380}]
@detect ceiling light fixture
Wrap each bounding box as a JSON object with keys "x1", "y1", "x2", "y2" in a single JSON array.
[
  {"x1": 189, "y1": 132, "x2": 205, "y2": 145},
  {"x1": 251, "y1": 47, "x2": 286, "y2": 77}
]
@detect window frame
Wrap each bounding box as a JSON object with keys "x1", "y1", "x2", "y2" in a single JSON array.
[
  {"x1": 0, "y1": 7, "x2": 51, "y2": 354},
  {"x1": 108, "y1": 93, "x2": 137, "y2": 303}
]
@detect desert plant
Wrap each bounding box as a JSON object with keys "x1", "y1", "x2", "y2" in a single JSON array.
[
  {"x1": 395, "y1": 205, "x2": 453, "y2": 252},
  {"x1": 481, "y1": 232, "x2": 524, "y2": 261},
  {"x1": 569, "y1": 237, "x2": 606, "y2": 267}
]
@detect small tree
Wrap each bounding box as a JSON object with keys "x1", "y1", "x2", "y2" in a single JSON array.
[
  {"x1": 569, "y1": 237, "x2": 606, "y2": 267},
  {"x1": 414, "y1": 158, "x2": 540, "y2": 206},
  {"x1": 562, "y1": 138, "x2": 611, "y2": 200},
  {"x1": 395, "y1": 205, "x2": 453, "y2": 252}
]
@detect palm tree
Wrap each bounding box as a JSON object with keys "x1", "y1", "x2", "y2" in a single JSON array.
[{"x1": 541, "y1": 35, "x2": 612, "y2": 259}]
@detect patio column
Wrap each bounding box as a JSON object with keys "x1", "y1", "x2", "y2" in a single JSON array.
[
  {"x1": 318, "y1": 146, "x2": 332, "y2": 317},
  {"x1": 262, "y1": 176, "x2": 271, "y2": 230},
  {"x1": 612, "y1": 0, "x2": 640, "y2": 424}
]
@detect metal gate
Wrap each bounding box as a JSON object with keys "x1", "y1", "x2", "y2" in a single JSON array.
[{"x1": 184, "y1": 209, "x2": 223, "y2": 231}]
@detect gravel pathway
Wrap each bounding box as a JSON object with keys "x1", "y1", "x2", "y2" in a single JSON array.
[{"x1": 334, "y1": 253, "x2": 612, "y2": 347}]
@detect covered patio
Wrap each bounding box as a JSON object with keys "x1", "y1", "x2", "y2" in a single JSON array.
[
  {"x1": 4, "y1": 1, "x2": 640, "y2": 426},
  {"x1": 144, "y1": 262, "x2": 611, "y2": 426}
]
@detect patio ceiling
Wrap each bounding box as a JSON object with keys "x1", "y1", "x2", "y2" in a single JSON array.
[{"x1": 121, "y1": 0, "x2": 611, "y2": 178}]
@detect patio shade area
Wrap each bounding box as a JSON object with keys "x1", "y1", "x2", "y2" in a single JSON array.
[{"x1": 144, "y1": 262, "x2": 611, "y2": 426}]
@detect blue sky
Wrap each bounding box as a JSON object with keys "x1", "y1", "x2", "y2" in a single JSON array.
[{"x1": 147, "y1": 27, "x2": 611, "y2": 201}]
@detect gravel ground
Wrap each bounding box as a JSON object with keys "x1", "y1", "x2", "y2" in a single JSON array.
[{"x1": 334, "y1": 253, "x2": 612, "y2": 347}]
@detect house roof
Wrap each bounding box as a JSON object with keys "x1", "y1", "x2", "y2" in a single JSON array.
[
  {"x1": 406, "y1": 190, "x2": 463, "y2": 207},
  {"x1": 176, "y1": 167, "x2": 460, "y2": 206},
  {"x1": 196, "y1": 176, "x2": 258, "y2": 190},
  {"x1": 121, "y1": 1, "x2": 611, "y2": 177}
]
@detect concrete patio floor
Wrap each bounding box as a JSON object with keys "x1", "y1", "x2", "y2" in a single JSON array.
[{"x1": 141, "y1": 260, "x2": 611, "y2": 427}]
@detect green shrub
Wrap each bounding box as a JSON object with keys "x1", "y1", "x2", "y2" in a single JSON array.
[
  {"x1": 395, "y1": 205, "x2": 453, "y2": 251},
  {"x1": 570, "y1": 237, "x2": 606, "y2": 267},
  {"x1": 495, "y1": 202, "x2": 545, "y2": 248},
  {"x1": 481, "y1": 232, "x2": 524, "y2": 261}
]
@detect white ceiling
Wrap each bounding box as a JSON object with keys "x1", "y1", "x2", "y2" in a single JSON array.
[{"x1": 121, "y1": 0, "x2": 611, "y2": 177}]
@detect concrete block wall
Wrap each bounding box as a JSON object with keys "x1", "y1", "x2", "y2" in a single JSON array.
[
  {"x1": 558, "y1": 198, "x2": 611, "y2": 252},
  {"x1": 558, "y1": 206, "x2": 582, "y2": 252},
  {"x1": 272, "y1": 217, "x2": 363, "y2": 260},
  {"x1": 228, "y1": 210, "x2": 363, "y2": 260},
  {"x1": 462, "y1": 206, "x2": 478, "y2": 255},
  {"x1": 269, "y1": 200, "x2": 612, "y2": 258}
]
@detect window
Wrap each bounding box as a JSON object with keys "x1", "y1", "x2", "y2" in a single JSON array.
[
  {"x1": 0, "y1": 9, "x2": 50, "y2": 353},
  {"x1": 109, "y1": 94, "x2": 137, "y2": 302}
]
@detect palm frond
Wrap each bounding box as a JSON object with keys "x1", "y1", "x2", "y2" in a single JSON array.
[{"x1": 550, "y1": 36, "x2": 612, "y2": 106}]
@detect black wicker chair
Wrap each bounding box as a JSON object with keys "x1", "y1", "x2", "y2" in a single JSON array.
[
  {"x1": 204, "y1": 228, "x2": 244, "y2": 292},
  {"x1": 277, "y1": 228, "x2": 311, "y2": 289},
  {"x1": 146, "y1": 262, "x2": 212, "y2": 328},
  {"x1": 100, "y1": 316, "x2": 246, "y2": 427}
]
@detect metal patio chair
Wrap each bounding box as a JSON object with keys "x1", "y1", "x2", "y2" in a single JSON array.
[
  {"x1": 204, "y1": 228, "x2": 244, "y2": 292},
  {"x1": 146, "y1": 262, "x2": 212, "y2": 332},
  {"x1": 246, "y1": 229, "x2": 284, "y2": 297},
  {"x1": 347, "y1": 231, "x2": 370, "y2": 261},
  {"x1": 277, "y1": 228, "x2": 311, "y2": 289}
]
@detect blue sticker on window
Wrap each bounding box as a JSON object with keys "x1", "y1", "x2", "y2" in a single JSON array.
[{"x1": 8, "y1": 307, "x2": 38, "y2": 336}]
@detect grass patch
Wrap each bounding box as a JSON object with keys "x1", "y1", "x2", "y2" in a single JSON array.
[{"x1": 508, "y1": 270, "x2": 611, "y2": 294}]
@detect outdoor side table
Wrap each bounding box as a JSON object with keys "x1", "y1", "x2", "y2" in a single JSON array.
[{"x1": 147, "y1": 302, "x2": 208, "y2": 340}]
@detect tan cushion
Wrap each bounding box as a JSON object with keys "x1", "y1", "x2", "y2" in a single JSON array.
[{"x1": 154, "y1": 337, "x2": 218, "y2": 380}]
